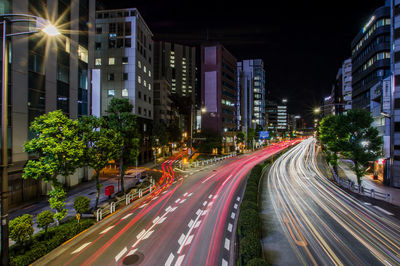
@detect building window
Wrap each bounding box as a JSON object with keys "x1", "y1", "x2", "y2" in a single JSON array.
[
  {"x1": 138, "y1": 75, "x2": 141, "y2": 84},
  {"x1": 138, "y1": 60, "x2": 142, "y2": 68},
  {"x1": 144, "y1": 94, "x2": 147, "y2": 101},
  {"x1": 122, "y1": 57, "x2": 128, "y2": 64},
  {"x1": 125, "y1": 22, "x2": 131, "y2": 35},
  {"x1": 143, "y1": 65, "x2": 147, "y2": 73},
  {"x1": 122, "y1": 88, "x2": 128, "y2": 97},
  {"x1": 108, "y1": 73, "x2": 114, "y2": 81},
  {"x1": 138, "y1": 107, "x2": 141, "y2": 114},
  {"x1": 77, "y1": 45, "x2": 88, "y2": 63},
  {"x1": 96, "y1": 26, "x2": 102, "y2": 34},
  {"x1": 149, "y1": 110, "x2": 151, "y2": 117},
  {"x1": 108, "y1": 89, "x2": 115, "y2": 96},
  {"x1": 109, "y1": 57, "x2": 115, "y2": 65},
  {"x1": 95, "y1": 58, "x2": 101, "y2": 66},
  {"x1": 149, "y1": 97, "x2": 151, "y2": 104},
  {"x1": 123, "y1": 73, "x2": 128, "y2": 80},
  {"x1": 148, "y1": 83, "x2": 151, "y2": 90},
  {"x1": 125, "y1": 38, "x2": 131, "y2": 47},
  {"x1": 148, "y1": 70, "x2": 151, "y2": 77},
  {"x1": 138, "y1": 91, "x2": 141, "y2": 99},
  {"x1": 143, "y1": 80, "x2": 147, "y2": 87},
  {"x1": 95, "y1": 42, "x2": 101, "y2": 50}
]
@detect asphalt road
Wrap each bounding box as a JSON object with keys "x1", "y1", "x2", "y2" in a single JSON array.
[
  {"x1": 34, "y1": 140, "x2": 299, "y2": 266},
  {"x1": 263, "y1": 137, "x2": 400, "y2": 265}
]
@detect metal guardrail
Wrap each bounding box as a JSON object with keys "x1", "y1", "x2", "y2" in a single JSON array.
[
  {"x1": 328, "y1": 164, "x2": 392, "y2": 204},
  {"x1": 96, "y1": 179, "x2": 156, "y2": 221},
  {"x1": 178, "y1": 152, "x2": 237, "y2": 170}
]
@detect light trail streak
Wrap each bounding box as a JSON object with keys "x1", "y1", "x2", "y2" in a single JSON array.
[{"x1": 268, "y1": 137, "x2": 400, "y2": 265}]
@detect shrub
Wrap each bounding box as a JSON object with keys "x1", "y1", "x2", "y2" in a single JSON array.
[
  {"x1": 238, "y1": 208, "x2": 260, "y2": 238},
  {"x1": 243, "y1": 190, "x2": 258, "y2": 202},
  {"x1": 37, "y1": 210, "x2": 54, "y2": 237},
  {"x1": 247, "y1": 257, "x2": 269, "y2": 266},
  {"x1": 74, "y1": 196, "x2": 91, "y2": 222},
  {"x1": 240, "y1": 200, "x2": 258, "y2": 211},
  {"x1": 9, "y1": 214, "x2": 34, "y2": 247},
  {"x1": 239, "y1": 236, "x2": 262, "y2": 265}
]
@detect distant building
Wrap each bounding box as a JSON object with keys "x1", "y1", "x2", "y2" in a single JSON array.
[
  {"x1": 266, "y1": 100, "x2": 278, "y2": 138},
  {"x1": 277, "y1": 99, "x2": 288, "y2": 133},
  {"x1": 94, "y1": 8, "x2": 153, "y2": 163},
  {"x1": 201, "y1": 43, "x2": 237, "y2": 153},
  {"x1": 342, "y1": 58, "x2": 352, "y2": 111},
  {"x1": 237, "y1": 59, "x2": 266, "y2": 134}
]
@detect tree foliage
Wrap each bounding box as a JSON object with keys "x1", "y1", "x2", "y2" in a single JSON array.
[
  {"x1": 78, "y1": 115, "x2": 122, "y2": 208},
  {"x1": 319, "y1": 109, "x2": 382, "y2": 184},
  {"x1": 37, "y1": 210, "x2": 54, "y2": 237},
  {"x1": 197, "y1": 129, "x2": 222, "y2": 153},
  {"x1": 9, "y1": 214, "x2": 34, "y2": 247},
  {"x1": 73, "y1": 196, "x2": 91, "y2": 222},
  {"x1": 106, "y1": 98, "x2": 140, "y2": 192},
  {"x1": 236, "y1": 131, "x2": 246, "y2": 144},
  {"x1": 48, "y1": 186, "x2": 68, "y2": 224}
]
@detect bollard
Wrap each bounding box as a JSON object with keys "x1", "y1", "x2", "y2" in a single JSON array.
[
  {"x1": 96, "y1": 209, "x2": 102, "y2": 221},
  {"x1": 371, "y1": 189, "x2": 375, "y2": 198},
  {"x1": 386, "y1": 193, "x2": 391, "y2": 203}
]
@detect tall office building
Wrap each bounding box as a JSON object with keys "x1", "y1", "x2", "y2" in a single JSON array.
[
  {"x1": 153, "y1": 41, "x2": 196, "y2": 133},
  {"x1": 237, "y1": 59, "x2": 266, "y2": 133},
  {"x1": 277, "y1": 99, "x2": 288, "y2": 133},
  {"x1": 266, "y1": 100, "x2": 278, "y2": 139},
  {"x1": 342, "y1": 58, "x2": 352, "y2": 111},
  {"x1": 351, "y1": 4, "x2": 391, "y2": 110},
  {"x1": 0, "y1": 0, "x2": 95, "y2": 206},
  {"x1": 201, "y1": 43, "x2": 237, "y2": 153},
  {"x1": 94, "y1": 8, "x2": 153, "y2": 163}
]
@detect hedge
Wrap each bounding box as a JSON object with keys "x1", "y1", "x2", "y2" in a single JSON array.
[
  {"x1": 10, "y1": 218, "x2": 95, "y2": 266},
  {"x1": 247, "y1": 257, "x2": 269, "y2": 266},
  {"x1": 238, "y1": 208, "x2": 260, "y2": 238},
  {"x1": 239, "y1": 236, "x2": 262, "y2": 265},
  {"x1": 240, "y1": 200, "x2": 258, "y2": 211}
]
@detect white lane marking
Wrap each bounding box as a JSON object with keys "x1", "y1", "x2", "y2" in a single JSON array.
[
  {"x1": 231, "y1": 212, "x2": 236, "y2": 219},
  {"x1": 236, "y1": 196, "x2": 241, "y2": 201},
  {"x1": 188, "y1": 192, "x2": 193, "y2": 197},
  {"x1": 178, "y1": 234, "x2": 185, "y2": 245},
  {"x1": 153, "y1": 216, "x2": 160, "y2": 224},
  {"x1": 180, "y1": 199, "x2": 187, "y2": 204},
  {"x1": 122, "y1": 213, "x2": 133, "y2": 220},
  {"x1": 224, "y1": 238, "x2": 230, "y2": 250},
  {"x1": 165, "y1": 206, "x2": 172, "y2": 212},
  {"x1": 188, "y1": 219, "x2": 194, "y2": 228},
  {"x1": 196, "y1": 209, "x2": 201, "y2": 215},
  {"x1": 203, "y1": 201, "x2": 208, "y2": 206},
  {"x1": 214, "y1": 195, "x2": 218, "y2": 199},
  {"x1": 202, "y1": 210, "x2": 207, "y2": 216},
  {"x1": 175, "y1": 255, "x2": 185, "y2": 266},
  {"x1": 208, "y1": 194, "x2": 213, "y2": 199},
  {"x1": 139, "y1": 203, "x2": 148, "y2": 208},
  {"x1": 165, "y1": 253, "x2": 175, "y2": 266},
  {"x1": 183, "y1": 192, "x2": 188, "y2": 197},
  {"x1": 137, "y1": 229, "x2": 146, "y2": 239},
  {"x1": 234, "y1": 203, "x2": 238, "y2": 209},
  {"x1": 71, "y1": 242, "x2": 91, "y2": 254},
  {"x1": 363, "y1": 202, "x2": 372, "y2": 206},
  {"x1": 208, "y1": 202, "x2": 213, "y2": 207},
  {"x1": 157, "y1": 217, "x2": 167, "y2": 224},
  {"x1": 100, "y1": 226, "x2": 114, "y2": 234},
  {"x1": 194, "y1": 220, "x2": 201, "y2": 228},
  {"x1": 184, "y1": 175, "x2": 188, "y2": 178},
  {"x1": 222, "y1": 259, "x2": 228, "y2": 266},
  {"x1": 143, "y1": 230, "x2": 154, "y2": 239},
  {"x1": 185, "y1": 234, "x2": 194, "y2": 246},
  {"x1": 162, "y1": 191, "x2": 168, "y2": 194},
  {"x1": 127, "y1": 248, "x2": 137, "y2": 256},
  {"x1": 115, "y1": 247, "x2": 127, "y2": 262},
  {"x1": 373, "y1": 205, "x2": 394, "y2": 216},
  {"x1": 152, "y1": 196, "x2": 159, "y2": 201},
  {"x1": 202, "y1": 174, "x2": 216, "y2": 183},
  {"x1": 170, "y1": 207, "x2": 177, "y2": 212},
  {"x1": 227, "y1": 223, "x2": 233, "y2": 232},
  {"x1": 175, "y1": 198, "x2": 181, "y2": 203}
]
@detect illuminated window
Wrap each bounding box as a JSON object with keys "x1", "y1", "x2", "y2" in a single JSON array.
[
  {"x1": 138, "y1": 75, "x2": 141, "y2": 84},
  {"x1": 122, "y1": 57, "x2": 128, "y2": 64},
  {"x1": 148, "y1": 70, "x2": 151, "y2": 77},
  {"x1": 122, "y1": 88, "x2": 128, "y2": 97},
  {"x1": 108, "y1": 89, "x2": 115, "y2": 96},
  {"x1": 65, "y1": 38, "x2": 70, "y2": 53},
  {"x1": 148, "y1": 83, "x2": 151, "y2": 90},
  {"x1": 95, "y1": 58, "x2": 102, "y2": 65},
  {"x1": 78, "y1": 45, "x2": 88, "y2": 63},
  {"x1": 143, "y1": 65, "x2": 147, "y2": 73},
  {"x1": 108, "y1": 57, "x2": 115, "y2": 65},
  {"x1": 138, "y1": 60, "x2": 142, "y2": 68},
  {"x1": 144, "y1": 79, "x2": 147, "y2": 87}
]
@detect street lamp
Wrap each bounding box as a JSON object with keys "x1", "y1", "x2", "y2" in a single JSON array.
[{"x1": 1, "y1": 14, "x2": 59, "y2": 265}]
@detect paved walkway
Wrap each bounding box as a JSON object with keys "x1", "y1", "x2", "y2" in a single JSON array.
[{"x1": 337, "y1": 160, "x2": 400, "y2": 206}]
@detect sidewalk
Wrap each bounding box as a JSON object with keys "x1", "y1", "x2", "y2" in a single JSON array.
[
  {"x1": 9, "y1": 164, "x2": 157, "y2": 235},
  {"x1": 337, "y1": 160, "x2": 400, "y2": 206}
]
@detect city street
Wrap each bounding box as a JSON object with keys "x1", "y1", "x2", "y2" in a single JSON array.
[
  {"x1": 34, "y1": 141, "x2": 298, "y2": 266},
  {"x1": 262, "y1": 137, "x2": 400, "y2": 265}
]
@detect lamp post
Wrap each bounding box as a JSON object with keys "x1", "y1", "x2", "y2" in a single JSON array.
[{"x1": 1, "y1": 14, "x2": 59, "y2": 265}]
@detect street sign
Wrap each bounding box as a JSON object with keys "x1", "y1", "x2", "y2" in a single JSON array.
[{"x1": 259, "y1": 131, "x2": 269, "y2": 139}]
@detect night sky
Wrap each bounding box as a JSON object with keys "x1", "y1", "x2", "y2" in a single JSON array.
[{"x1": 97, "y1": 0, "x2": 385, "y2": 125}]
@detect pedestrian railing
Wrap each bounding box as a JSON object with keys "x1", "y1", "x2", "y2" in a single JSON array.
[{"x1": 96, "y1": 179, "x2": 156, "y2": 221}]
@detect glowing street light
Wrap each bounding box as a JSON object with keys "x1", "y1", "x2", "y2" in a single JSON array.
[
  {"x1": 314, "y1": 107, "x2": 321, "y2": 114},
  {"x1": 201, "y1": 107, "x2": 207, "y2": 113},
  {"x1": 41, "y1": 24, "x2": 60, "y2": 36}
]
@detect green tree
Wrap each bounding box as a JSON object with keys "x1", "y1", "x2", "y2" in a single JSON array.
[
  {"x1": 78, "y1": 115, "x2": 122, "y2": 208},
  {"x1": 36, "y1": 210, "x2": 54, "y2": 238},
  {"x1": 48, "y1": 186, "x2": 68, "y2": 225},
  {"x1": 73, "y1": 196, "x2": 91, "y2": 222},
  {"x1": 151, "y1": 122, "x2": 169, "y2": 157},
  {"x1": 198, "y1": 129, "x2": 222, "y2": 153},
  {"x1": 236, "y1": 131, "x2": 246, "y2": 145},
  {"x1": 23, "y1": 110, "x2": 85, "y2": 224},
  {"x1": 106, "y1": 98, "x2": 140, "y2": 192},
  {"x1": 239, "y1": 236, "x2": 262, "y2": 264},
  {"x1": 9, "y1": 214, "x2": 34, "y2": 247},
  {"x1": 319, "y1": 115, "x2": 342, "y2": 171}
]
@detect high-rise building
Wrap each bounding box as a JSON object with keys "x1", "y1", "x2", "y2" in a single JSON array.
[
  {"x1": 1, "y1": 0, "x2": 95, "y2": 206},
  {"x1": 201, "y1": 43, "x2": 237, "y2": 153},
  {"x1": 266, "y1": 100, "x2": 278, "y2": 139},
  {"x1": 342, "y1": 58, "x2": 352, "y2": 111},
  {"x1": 351, "y1": 4, "x2": 391, "y2": 110},
  {"x1": 237, "y1": 59, "x2": 266, "y2": 134},
  {"x1": 94, "y1": 8, "x2": 153, "y2": 163},
  {"x1": 277, "y1": 99, "x2": 288, "y2": 133}
]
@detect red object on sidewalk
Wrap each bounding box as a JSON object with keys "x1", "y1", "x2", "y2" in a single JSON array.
[{"x1": 105, "y1": 185, "x2": 114, "y2": 196}]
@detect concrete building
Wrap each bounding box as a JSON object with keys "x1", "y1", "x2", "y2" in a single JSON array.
[
  {"x1": 153, "y1": 41, "x2": 196, "y2": 137},
  {"x1": 94, "y1": 8, "x2": 153, "y2": 163},
  {"x1": 237, "y1": 59, "x2": 266, "y2": 134},
  {"x1": 1, "y1": 0, "x2": 95, "y2": 206},
  {"x1": 266, "y1": 100, "x2": 278, "y2": 139},
  {"x1": 342, "y1": 58, "x2": 353, "y2": 111},
  {"x1": 351, "y1": 4, "x2": 391, "y2": 110},
  {"x1": 277, "y1": 99, "x2": 288, "y2": 134},
  {"x1": 201, "y1": 43, "x2": 237, "y2": 153}
]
